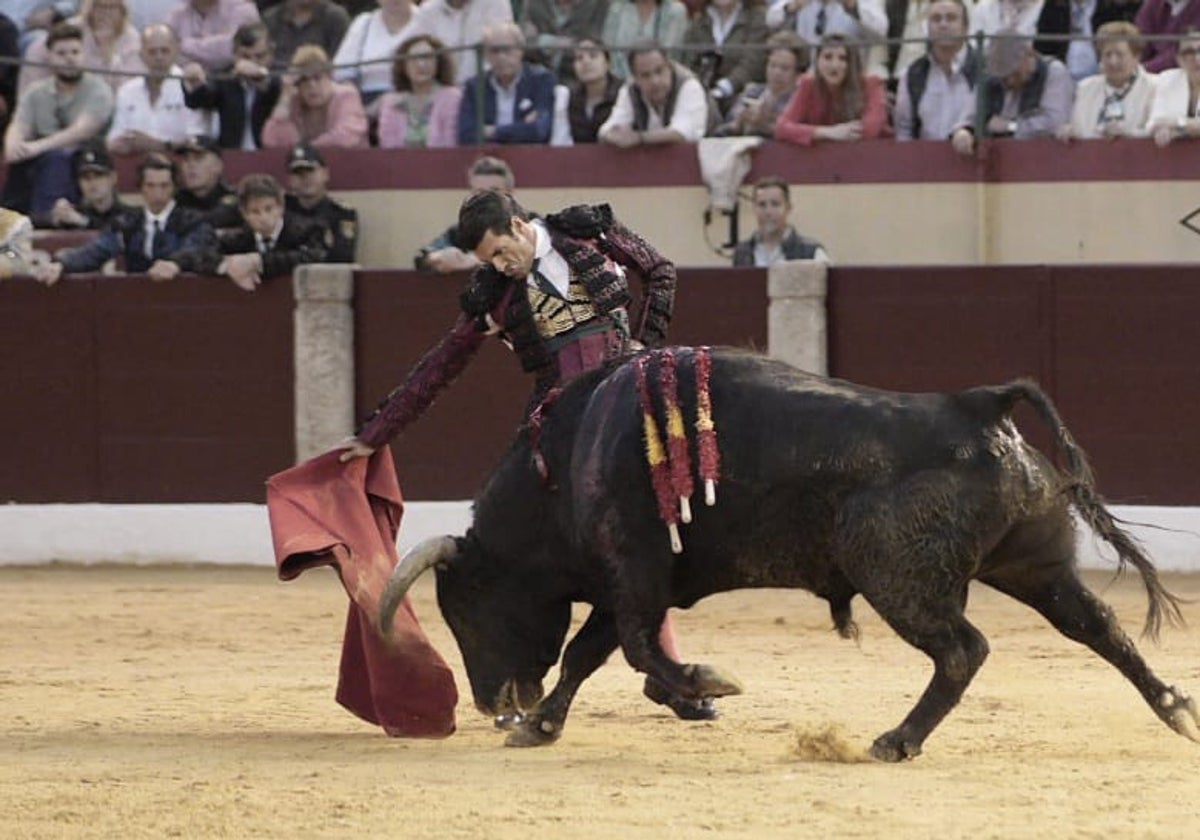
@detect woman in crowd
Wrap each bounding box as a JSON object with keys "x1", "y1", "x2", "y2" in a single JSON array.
[
  {"x1": 262, "y1": 45, "x2": 369, "y2": 148},
  {"x1": 680, "y1": 0, "x2": 769, "y2": 110},
  {"x1": 567, "y1": 36, "x2": 621, "y2": 143},
  {"x1": 1147, "y1": 28, "x2": 1200, "y2": 146},
  {"x1": 1059, "y1": 22, "x2": 1155, "y2": 140},
  {"x1": 774, "y1": 34, "x2": 889, "y2": 146},
  {"x1": 603, "y1": 0, "x2": 689, "y2": 79},
  {"x1": 20, "y1": 0, "x2": 143, "y2": 95},
  {"x1": 377, "y1": 34, "x2": 461, "y2": 148},
  {"x1": 333, "y1": 0, "x2": 417, "y2": 110},
  {"x1": 715, "y1": 30, "x2": 806, "y2": 137}
]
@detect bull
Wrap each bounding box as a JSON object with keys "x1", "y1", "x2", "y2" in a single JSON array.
[{"x1": 378, "y1": 346, "x2": 1200, "y2": 761}]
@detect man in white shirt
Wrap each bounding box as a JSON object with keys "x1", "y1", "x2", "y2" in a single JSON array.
[
  {"x1": 598, "y1": 42, "x2": 710, "y2": 148},
  {"x1": 107, "y1": 24, "x2": 210, "y2": 156},
  {"x1": 895, "y1": 0, "x2": 980, "y2": 141}
]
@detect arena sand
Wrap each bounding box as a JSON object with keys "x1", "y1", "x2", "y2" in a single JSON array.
[{"x1": 2, "y1": 564, "x2": 1198, "y2": 839}]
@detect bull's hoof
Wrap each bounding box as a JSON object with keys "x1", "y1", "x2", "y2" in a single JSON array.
[
  {"x1": 504, "y1": 716, "x2": 561, "y2": 747},
  {"x1": 1160, "y1": 686, "x2": 1200, "y2": 743},
  {"x1": 493, "y1": 713, "x2": 524, "y2": 731},
  {"x1": 685, "y1": 664, "x2": 744, "y2": 698},
  {"x1": 869, "y1": 731, "x2": 922, "y2": 763},
  {"x1": 644, "y1": 677, "x2": 722, "y2": 721}
]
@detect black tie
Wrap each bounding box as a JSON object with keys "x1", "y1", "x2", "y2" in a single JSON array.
[{"x1": 148, "y1": 219, "x2": 162, "y2": 259}]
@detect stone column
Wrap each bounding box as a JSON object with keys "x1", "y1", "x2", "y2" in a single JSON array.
[
  {"x1": 293, "y1": 264, "x2": 355, "y2": 462},
  {"x1": 767, "y1": 260, "x2": 828, "y2": 376}
]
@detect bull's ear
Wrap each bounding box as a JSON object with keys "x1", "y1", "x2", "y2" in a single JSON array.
[{"x1": 379, "y1": 535, "x2": 459, "y2": 637}]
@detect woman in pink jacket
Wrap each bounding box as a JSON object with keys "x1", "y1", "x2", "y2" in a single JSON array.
[
  {"x1": 261, "y1": 46, "x2": 370, "y2": 149},
  {"x1": 377, "y1": 35, "x2": 463, "y2": 148},
  {"x1": 774, "y1": 35, "x2": 890, "y2": 146}
]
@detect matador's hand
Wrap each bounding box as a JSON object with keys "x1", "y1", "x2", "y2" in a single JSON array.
[{"x1": 335, "y1": 437, "x2": 376, "y2": 463}]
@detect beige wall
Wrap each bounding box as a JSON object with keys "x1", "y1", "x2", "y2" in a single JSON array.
[{"x1": 330, "y1": 178, "x2": 1200, "y2": 268}]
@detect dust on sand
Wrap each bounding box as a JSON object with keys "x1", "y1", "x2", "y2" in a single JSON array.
[{"x1": 2, "y1": 564, "x2": 1199, "y2": 839}]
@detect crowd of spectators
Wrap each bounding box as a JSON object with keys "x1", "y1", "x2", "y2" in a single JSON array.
[{"x1": 0, "y1": 0, "x2": 1197, "y2": 278}]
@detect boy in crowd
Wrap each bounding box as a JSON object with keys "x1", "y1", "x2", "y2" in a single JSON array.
[{"x1": 218, "y1": 173, "x2": 329, "y2": 290}]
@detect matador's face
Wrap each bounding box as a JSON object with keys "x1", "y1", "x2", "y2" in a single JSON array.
[{"x1": 473, "y1": 217, "x2": 537, "y2": 280}]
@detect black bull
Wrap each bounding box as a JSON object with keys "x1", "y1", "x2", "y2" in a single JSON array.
[{"x1": 379, "y1": 347, "x2": 1199, "y2": 760}]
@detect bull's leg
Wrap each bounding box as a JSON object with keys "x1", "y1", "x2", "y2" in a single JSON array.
[
  {"x1": 982, "y1": 568, "x2": 1200, "y2": 743},
  {"x1": 862, "y1": 584, "x2": 989, "y2": 762},
  {"x1": 505, "y1": 607, "x2": 620, "y2": 747}
]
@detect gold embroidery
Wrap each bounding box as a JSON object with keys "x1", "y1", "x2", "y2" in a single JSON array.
[{"x1": 527, "y1": 274, "x2": 598, "y2": 340}]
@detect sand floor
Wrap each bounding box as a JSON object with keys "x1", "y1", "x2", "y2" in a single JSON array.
[{"x1": 2, "y1": 563, "x2": 1199, "y2": 839}]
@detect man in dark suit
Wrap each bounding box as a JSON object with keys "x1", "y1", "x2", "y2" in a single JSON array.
[
  {"x1": 283, "y1": 142, "x2": 357, "y2": 263},
  {"x1": 217, "y1": 172, "x2": 330, "y2": 290},
  {"x1": 456, "y1": 21, "x2": 556, "y2": 146},
  {"x1": 181, "y1": 21, "x2": 281, "y2": 150},
  {"x1": 32, "y1": 152, "x2": 220, "y2": 285}
]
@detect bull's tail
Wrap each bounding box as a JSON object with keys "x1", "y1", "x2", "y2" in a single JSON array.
[{"x1": 994, "y1": 379, "x2": 1187, "y2": 640}]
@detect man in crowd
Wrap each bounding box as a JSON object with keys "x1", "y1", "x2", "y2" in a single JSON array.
[
  {"x1": 951, "y1": 31, "x2": 1074, "y2": 155},
  {"x1": 599, "y1": 41, "x2": 710, "y2": 149},
  {"x1": 895, "y1": 0, "x2": 979, "y2": 141},
  {"x1": 107, "y1": 23, "x2": 210, "y2": 156},
  {"x1": 34, "y1": 143, "x2": 134, "y2": 230},
  {"x1": 182, "y1": 21, "x2": 280, "y2": 150},
  {"x1": 284, "y1": 142, "x2": 358, "y2": 263},
  {"x1": 2, "y1": 23, "x2": 114, "y2": 214},
  {"x1": 218, "y1": 173, "x2": 330, "y2": 290},
  {"x1": 456, "y1": 21, "x2": 556, "y2": 146},
  {"x1": 263, "y1": 0, "x2": 348, "y2": 66},
  {"x1": 732, "y1": 176, "x2": 829, "y2": 267},
  {"x1": 173, "y1": 134, "x2": 242, "y2": 230},
  {"x1": 168, "y1": 0, "x2": 261, "y2": 72},
  {"x1": 414, "y1": 155, "x2": 514, "y2": 274},
  {"x1": 32, "y1": 152, "x2": 220, "y2": 285}
]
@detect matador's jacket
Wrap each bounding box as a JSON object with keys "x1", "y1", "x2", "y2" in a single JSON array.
[{"x1": 356, "y1": 204, "x2": 676, "y2": 449}]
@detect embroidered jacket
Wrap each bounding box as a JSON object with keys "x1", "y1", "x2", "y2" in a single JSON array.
[{"x1": 356, "y1": 204, "x2": 676, "y2": 448}]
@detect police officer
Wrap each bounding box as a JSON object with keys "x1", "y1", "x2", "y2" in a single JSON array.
[
  {"x1": 283, "y1": 142, "x2": 358, "y2": 263},
  {"x1": 34, "y1": 143, "x2": 134, "y2": 230},
  {"x1": 172, "y1": 134, "x2": 242, "y2": 230}
]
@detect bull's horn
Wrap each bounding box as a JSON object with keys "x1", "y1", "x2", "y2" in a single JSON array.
[{"x1": 378, "y1": 535, "x2": 457, "y2": 638}]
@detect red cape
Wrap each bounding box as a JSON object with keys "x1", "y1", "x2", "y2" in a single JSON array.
[{"x1": 266, "y1": 447, "x2": 458, "y2": 737}]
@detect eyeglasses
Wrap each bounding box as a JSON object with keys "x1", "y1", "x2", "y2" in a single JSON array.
[{"x1": 1179, "y1": 47, "x2": 1200, "y2": 58}]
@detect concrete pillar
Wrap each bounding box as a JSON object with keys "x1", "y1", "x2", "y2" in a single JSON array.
[
  {"x1": 293, "y1": 264, "x2": 355, "y2": 462},
  {"x1": 767, "y1": 260, "x2": 828, "y2": 376}
]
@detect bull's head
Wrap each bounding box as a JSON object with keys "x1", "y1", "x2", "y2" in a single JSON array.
[{"x1": 379, "y1": 533, "x2": 571, "y2": 718}]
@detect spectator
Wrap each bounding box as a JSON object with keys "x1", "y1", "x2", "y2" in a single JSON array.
[
  {"x1": 603, "y1": 0, "x2": 689, "y2": 80},
  {"x1": 217, "y1": 172, "x2": 329, "y2": 290},
  {"x1": 1147, "y1": 29, "x2": 1200, "y2": 145},
  {"x1": 567, "y1": 36, "x2": 621, "y2": 142},
  {"x1": 8, "y1": 3, "x2": 73, "y2": 45},
  {"x1": 775, "y1": 34, "x2": 890, "y2": 146},
  {"x1": 173, "y1": 133, "x2": 242, "y2": 229},
  {"x1": 1035, "y1": 0, "x2": 1141, "y2": 80},
  {"x1": 598, "y1": 40, "x2": 710, "y2": 147},
  {"x1": 1137, "y1": 0, "x2": 1200, "y2": 72},
  {"x1": 456, "y1": 21, "x2": 555, "y2": 144},
  {"x1": 521, "y1": 0, "x2": 609, "y2": 82},
  {"x1": 262, "y1": 44, "x2": 369, "y2": 147},
  {"x1": 34, "y1": 142, "x2": 134, "y2": 229},
  {"x1": 20, "y1": 0, "x2": 144, "y2": 97},
  {"x1": 0, "y1": 12, "x2": 18, "y2": 139},
  {"x1": 3, "y1": 23, "x2": 115, "y2": 215},
  {"x1": 263, "y1": 0, "x2": 349, "y2": 65},
  {"x1": 284, "y1": 141, "x2": 358, "y2": 262},
  {"x1": 1059, "y1": 21, "x2": 1154, "y2": 140},
  {"x1": 377, "y1": 34, "x2": 462, "y2": 147},
  {"x1": 951, "y1": 32, "x2": 1075, "y2": 154},
  {"x1": 181, "y1": 21, "x2": 281, "y2": 149},
  {"x1": 895, "y1": 0, "x2": 979, "y2": 141},
  {"x1": 408, "y1": 0, "x2": 513, "y2": 82},
  {"x1": 971, "y1": 0, "x2": 1045, "y2": 38},
  {"x1": 414, "y1": 154, "x2": 514, "y2": 273},
  {"x1": 32, "y1": 152, "x2": 220, "y2": 285},
  {"x1": 681, "y1": 0, "x2": 769, "y2": 113},
  {"x1": 333, "y1": 0, "x2": 416, "y2": 109},
  {"x1": 732, "y1": 176, "x2": 829, "y2": 266},
  {"x1": 125, "y1": 0, "x2": 172, "y2": 29},
  {"x1": 0, "y1": 207, "x2": 35, "y2": 277},
  {"x1": 168, "y1": 0, "x2": 261, "y2": 72},
  {"x1": 766, "y1": 0, "x2": 888, "y2": 76},
  {"x1": 107, "y1": 24, "x2": 209, "y2": 155},
  {"x1": 715, "y1": 29, "x2": 806, "y2": 137}
]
